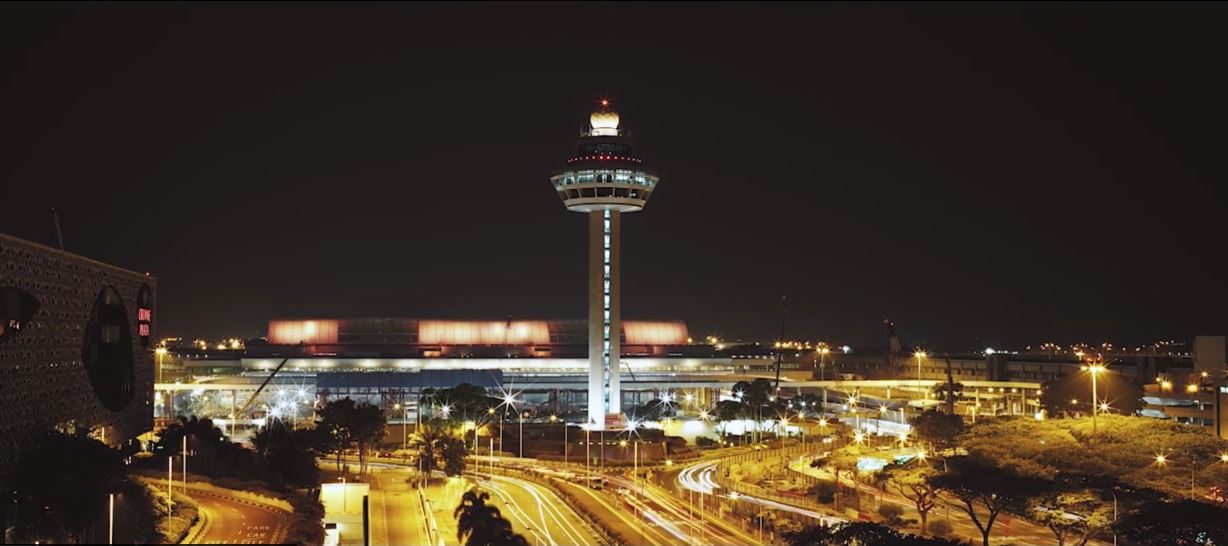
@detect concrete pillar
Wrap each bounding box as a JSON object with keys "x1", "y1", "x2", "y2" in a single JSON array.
[{"x1": 588, "y1": 210, "x2": 622, "y2": 425}]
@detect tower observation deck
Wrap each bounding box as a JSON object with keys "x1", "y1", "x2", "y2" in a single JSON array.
[{"x1": 551, "y1": 101, "x2": 659, "y2": 429}]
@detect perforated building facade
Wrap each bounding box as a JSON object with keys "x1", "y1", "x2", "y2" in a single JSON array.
[{"x1": 0, "y1": 234, "x2": 155, "y2": 472}]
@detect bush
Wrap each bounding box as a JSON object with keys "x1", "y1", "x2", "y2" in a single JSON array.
[
  {"x1": 144, "y1": 482, "x2": 199, "y2": 544},
  {"x1": 284, "y1": 488, "x2": 325, "y2": 546},
  {"x1": 877, "y1": 503, "x2": 904, "y2": 519},
  {"x1": 696, "y1": 436, "x2": 720, "y2": 448},
  {"x1": 877, "y1": 503, "x2": 911, "y2": 526},
  {"x1": 928, "y1": 519, "x2": 952, "y2": 537},
  {"x1": 808, "y1": 480, "x2": 837, "y2": 504}
]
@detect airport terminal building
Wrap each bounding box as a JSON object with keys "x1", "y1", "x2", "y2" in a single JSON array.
[{"x1": 163, "y1": 318, "x2": 774, "y2": 427}]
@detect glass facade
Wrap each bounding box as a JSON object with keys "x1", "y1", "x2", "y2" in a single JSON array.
[{"x1": 551, "y1": 169, "x2": 658, "y2": 189}]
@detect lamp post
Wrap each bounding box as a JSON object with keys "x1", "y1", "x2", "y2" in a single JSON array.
[
  {"x1": 914, "y1": 351, "x2": 927, "y2": 388},
  {"x1": 108, "y1": 493, "x2": 115, "y2": 544},
  {"x1": 182, "y1": 435, "x2": 188, "y2": 495},
  {"x1": 155, "y1": 347, "x2": 168, "y2": 384},
  {"x1": 167, "y1": 456, "x2": 174, "y2": 511},
  {"x1": 817, "y1": 347, "x2": 830, "y2": 381},
  {"x1": 1083, "y1": 362, "x2": 1106, "y2": 436}
]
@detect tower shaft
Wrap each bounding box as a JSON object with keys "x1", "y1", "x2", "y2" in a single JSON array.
[{"x1": 588, "y1": 209, "x2": 621, "y2": 426}]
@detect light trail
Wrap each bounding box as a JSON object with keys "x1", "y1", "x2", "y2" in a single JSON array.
[
  {"x1": 482, "y1": 475, "x2": 595, "y2": 546},
  {"x1": 678, "y1": 461, "x2": 844, "y2": 527}
]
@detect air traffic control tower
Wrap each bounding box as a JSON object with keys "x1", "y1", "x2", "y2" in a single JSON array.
[{"x1": 551, "y1": 101, "x2": 659, "y2": 428}]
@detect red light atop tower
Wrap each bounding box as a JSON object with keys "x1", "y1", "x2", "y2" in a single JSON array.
[{"x1": 600, "y1": 98, "x2": 609, "y2": 107}]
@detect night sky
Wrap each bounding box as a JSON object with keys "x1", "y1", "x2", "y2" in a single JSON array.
[{"x1": 3, "y1": 3, "x2": 1226, "y2": 350}]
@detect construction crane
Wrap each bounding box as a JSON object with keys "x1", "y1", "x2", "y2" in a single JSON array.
[
  {"x1": 773, "y1": 296, "x2": 787, "y2": 394},
  {"x1": 234, "y1": 342, "x2": 303, "y2": 419}
]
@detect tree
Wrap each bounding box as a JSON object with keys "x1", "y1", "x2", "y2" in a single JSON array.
[
  {"x1": 453, "y1": 488, "x2": 530, "y2": 546},
  {"x1": 348, "y1": 402, "x2": 386, "y2": 475},
  {"x1": 251, "y1": 422, "x2": 322, "y2": 487},
  {"x1": 880, "y1": 462, "x2": 941, "y2": 534},
  {"x1": 714, "y1": 399, "x2": 742, "y2": 442},
  {"x1": 316, "y1": 398, "x2": 356, "y2": 473},
  {"x1": 436, "y1": 383, "x2": 493, "y2": 422},
  {"x1": 909, "y1": 411, "x2": 964, "y2": 455},
  {"x1": 817, "y1": 443, "x2": 869, "y2": 511},
  {"x1": 928, "y1": 456, "x2": 1048, "y2": 546},
  {"x1": 1029, "y1": 490, "x2": 1111, "y2": 546},
  {"x1": 9, "y1": 429, "x2": 125, "y2": 543},
  {"x1": 1116, "y1": 499, "x2": 1228, "y2": 546},
  {"x1": 439, "y1": 435, "x2": 469, "y2": 477},
  {"x1": 783, "y1": 521, "x2": 964, "y2": 546},
  {"x1": 409, "y1": 423, "x2": 468, "y2": 479}
]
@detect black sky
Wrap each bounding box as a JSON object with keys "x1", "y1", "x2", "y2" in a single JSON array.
[{"x1": 2, "y1": 3, "x2": 1226, "y2": 351}]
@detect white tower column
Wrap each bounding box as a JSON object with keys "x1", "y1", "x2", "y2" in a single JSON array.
[
  {"x1": 588, "y1": 209, "x2": 622, "y2": 427},
  {"x1": 608, "y1": 209, "x2": 621, "y2": 415},
  {"x1": 587, "y1": 211, "x2": 604, "y2": 425}
]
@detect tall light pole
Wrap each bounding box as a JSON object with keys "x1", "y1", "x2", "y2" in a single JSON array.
[
  {"x1": 914, "y1": 351, "x2": 927, "y2": 398},
  {"x1": 167, "y1": 456, "x2": 174, "y2": 511},
  {"x1": 155, "y1": 347, "x2": 168, "y2": 384},
  {"x1": 181, "y1": 435, "x2": 188, "y2": 494},
  {"x1": 108, "y1": 492, "x2": 115, "y2": 544},
  {"x1": 817, "y1": 347, "x2": 830, "y2": 381},
  {"x1": 1083, "y1": 362, "x2": 1106, "y2": 436}
]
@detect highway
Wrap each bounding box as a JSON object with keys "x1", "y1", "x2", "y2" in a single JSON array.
[
  {"x1": 359, "y1": 457, "x2": 598, "y2": 546},
  {"x1": 606, "y1": 472, "x2": 764, "y2": 546},
  {"x1": 187, "y1": 488, "x2": 288, "y2": 545},
  {"x1": 486, "y1": 456, "x2": 764, "y2": 546},
  {"x1": 678, "y1": 461, "x2": 839, "y2": 524},
  {"x1": 477, "y1": 473, "x2": 601, "y2": 546}
]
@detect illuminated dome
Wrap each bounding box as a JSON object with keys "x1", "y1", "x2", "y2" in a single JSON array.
[{"x1": 590, "y1": 107, "x2": 620, "y2": 136}]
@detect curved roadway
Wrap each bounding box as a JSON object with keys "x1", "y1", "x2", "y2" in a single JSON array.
[{"x1": 187, "y1": 488, "x2": 289, "y2": 545}]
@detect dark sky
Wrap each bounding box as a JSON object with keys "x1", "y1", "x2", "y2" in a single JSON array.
[{"x1": 3, "y1": 3, "x2": 1226, "y2": 351}]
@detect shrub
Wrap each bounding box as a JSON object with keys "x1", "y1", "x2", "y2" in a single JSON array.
[
  {"x1": 808, "y1": 480, "x2": 837, "y2": 504},
  {"x1": 877, "y1": 503, "x2": 910, "y2": 526},
  {"x1": 284, "y1": 488, "x2": 325, "y2": 546},
  {"x1": 144, "y1": 482, "x2": 199, "y2": 544},
  {"x1": 928, "y1": 519, "x2": 952, "y2": 537}
]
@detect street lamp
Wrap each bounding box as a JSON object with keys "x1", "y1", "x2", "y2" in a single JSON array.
[
  {"x1": 155, "y1": 347, "x2": 168, "y2": 384},
  {"x1": 914, "y1": 351, "x2": 927, "y2": 392},
  {"x1": 1082, "y1": 362, "x2": 1106, "y2": 436}
]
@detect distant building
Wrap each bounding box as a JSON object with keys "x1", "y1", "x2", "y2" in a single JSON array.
[
  {"x1": 0, "y1": 234, "x2": 156, "y2": 471},
  {"x1": 1138, "y1": 336, "x2": 1226, "y2": 435}
]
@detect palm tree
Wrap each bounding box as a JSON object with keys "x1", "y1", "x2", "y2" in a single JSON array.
[
  {"x1": 409, "y1": 422, "x2": 468, "y2": 482},
  {"x1": 454, "y1": 489, "x2": 530, "y2": 546}
]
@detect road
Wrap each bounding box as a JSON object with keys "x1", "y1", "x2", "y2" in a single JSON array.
[
  {"x1": 477, "y1": 473, "x2": 601, "y2": 546},
  {"x1": 367, "y1": 465, "x2": 433, "y2": 546},
  {"x1": 606, "y1": 472, "x2": 765, "y2": 546},
  {"x1": 359, "y1": 457, "x2": 598, "y2": 546},
  {"x1": 187, "y1": 488, "x2": 288, "y2": 545},
  {"x1": 487, "y1": 456, "x2": 763, "y2": 546},
  {"x1": 679, "y1": 461, "x2": 839, "y2": 525}
]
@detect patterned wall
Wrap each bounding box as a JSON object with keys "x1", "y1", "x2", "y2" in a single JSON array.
[{"x1": 0, "y1": 234, "x2": 155, "y2": 472}]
